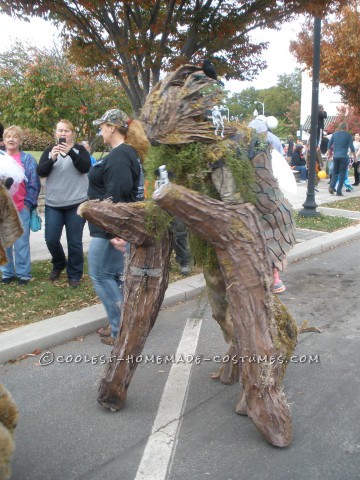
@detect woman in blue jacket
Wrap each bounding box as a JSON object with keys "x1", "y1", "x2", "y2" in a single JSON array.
[{"x1": 1, "y1": 125, "x2": 41, "y2": 285}]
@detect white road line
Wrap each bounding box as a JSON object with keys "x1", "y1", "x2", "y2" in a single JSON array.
[{"x1": 134, "y1": 317, "x2": 203, "y2": 480}]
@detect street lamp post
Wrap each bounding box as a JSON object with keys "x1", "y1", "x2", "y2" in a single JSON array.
[
  {"x1": 254, "y1": 101, "x2": 265, "y2": 116},
  {"x1": 298, "y1": 16, "x2": 322, "y2": 218},
  {"x1": 221, "y1": 105, "x2": 230, "y2": 121}
]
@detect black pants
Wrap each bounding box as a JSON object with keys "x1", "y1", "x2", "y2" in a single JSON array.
[
  {"x1": 172, "y1": 218, "x2": 190, "y2": 266},
  {"x1": 353, "y1": 161, "x2": 359, "y2": 185}
]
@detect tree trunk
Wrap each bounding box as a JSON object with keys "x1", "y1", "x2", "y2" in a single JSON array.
[
  {"x1": 79, "y1": 201, "x2": 172, "y2": 410},
  {"x1": 153, "y1": 183, "x2": 293, "y2": 447}
]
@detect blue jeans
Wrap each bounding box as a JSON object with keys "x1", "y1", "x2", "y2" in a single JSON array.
[
  {"x1": 330, "y1": 157, "x2": 349, "y2": 193},
  {"x1": 45, "y1": 205, "x2": 86, "y2": 281},
  {"x1": 1, "y1": 207, "x2": 31, "y2": 280},
  {"x1": 295, "y1": 165, "x2": 307, "y2": 181},
  {"x1": 88, "y1": 237, "x2": 125, "y2": 338}
]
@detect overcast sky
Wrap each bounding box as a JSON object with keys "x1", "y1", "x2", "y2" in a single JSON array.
[{"x1": 0, "y1": 14, "x2": 301, "y2": 93}]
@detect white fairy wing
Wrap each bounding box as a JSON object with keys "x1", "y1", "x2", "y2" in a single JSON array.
[
  {"x1": 0, "y1": 150, "x2": 26, "y2": 195},
  {"x1": 271, "y1": 149, "x2": 297, "y2": 195}
]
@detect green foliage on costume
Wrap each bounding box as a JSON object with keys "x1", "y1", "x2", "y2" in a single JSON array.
[
  {"x1": 222, "y1": 142, "x2": 257, "y2": 204},
  {"x1": 143, "y1": 201, "x2": 173, "y2": 242},
  {"x1": 146, "y1": 143, "x2": 219, "y2": 198},
  {"x1": 145, "y1": 134, "x2": 263, "y2": 265}
]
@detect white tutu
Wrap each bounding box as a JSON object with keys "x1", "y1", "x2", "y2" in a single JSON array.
[
  {"x1": 0, "y1": 150, "x2": 26, "y2": 195},
  {"x1": 271, "y1": 149, "x2": 297, "y2": 195}
]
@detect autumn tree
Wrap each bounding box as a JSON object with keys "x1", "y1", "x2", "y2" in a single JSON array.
[
  {"x1": 0, "y1": 0, "x2": 347, "y2": 113},
  {"x1": 226, "y1": 87, "x2": 258, "y2": 121},
  {"x1": 290, "y1": 2, "x2": 360, "y2": 110},
  {"x1": 326, "y1": 105, "x2": 360, "y2": 134},
  {"x1": 0, "y1": 42, "x2": 130, "y2": 141},
  {"x1": 284, "y1": 101, "x2": 301, "y2": 133},
  {"x1": 226, "y1": 69, "x2": 301, "y2": 127}
]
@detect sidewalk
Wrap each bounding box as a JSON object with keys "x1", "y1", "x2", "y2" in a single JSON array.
[{"x1": 2, "y1": 179, "x2": 360, "y2": 364}]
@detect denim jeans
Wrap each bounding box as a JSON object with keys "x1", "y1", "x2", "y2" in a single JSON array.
[
  {"x1": 45, "y1": 205, "x2": 86, "y2": 281},
  {"x1": 330, "y1": 157, "x2": 349, "y2": 193},
  {"x1": 1, "y1": 207, "x2": 31, "y2": 280},
  {"x1": 88, "y1": 237, "x2": 125, "y2": 338},
  {"x1": 295, "y1": 165, "x2": 307, "y2": 181}
]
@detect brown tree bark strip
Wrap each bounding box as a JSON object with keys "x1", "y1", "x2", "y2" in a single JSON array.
[
  {"x1": 78, "y1": 200, "x2": 157, "y2": 247},
  {"x1": 203, "y1": 266, "x2": 240, "y2": 385},
  {"x1": 79, "y1": 200, "x2": 172, "y2": 410},
  {"x1": 153, "y1": 183, "x2": 293, "y2": 447}
]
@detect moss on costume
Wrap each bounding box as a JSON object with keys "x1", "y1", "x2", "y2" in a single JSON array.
[
  {"x1": 143, "y1": 200, "x2": 173, "y2": 242},
  {"x1": 145, "y1": 131, "x2": 264, "y2": 265}
]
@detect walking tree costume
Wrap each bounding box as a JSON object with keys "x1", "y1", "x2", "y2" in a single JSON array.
[{"x1": 79, "y1": 64, "x2": 298, "y2": 447}]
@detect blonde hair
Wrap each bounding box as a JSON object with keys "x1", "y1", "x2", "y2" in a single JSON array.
[
  {"x1": 3, "y1": 125, "x2": 24, "y2": 144},
  {"x1": 57, "y1": 119, "x2": 75, "y2": 132},
  {"x1": 117, "y1": 120, "x2": 149, "y2": 163}
]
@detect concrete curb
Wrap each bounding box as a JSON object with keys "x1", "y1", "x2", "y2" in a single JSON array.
[
  {"x1": 0, "y1": 274, "x2": 206, "y2": 365},
  {"x1": 2, "y1": 223, "x2": 360, "y2": 365},
  {"x1": 288, "y1": 223, "x2": 360, "y2": 264}
]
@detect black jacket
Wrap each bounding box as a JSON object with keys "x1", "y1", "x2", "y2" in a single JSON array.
[
  {"x1": 87, "y1": 143, "x2": 140, "y2": 238},
  {"x1": 290, "y1": 151, "x2": 306, "y2": 167}
]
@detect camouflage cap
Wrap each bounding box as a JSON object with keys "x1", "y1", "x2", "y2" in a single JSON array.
[{"x1": 93, "y1": 109, "x2": 129, "y2": 127}]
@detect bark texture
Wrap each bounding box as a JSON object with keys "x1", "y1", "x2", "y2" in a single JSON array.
[
  {"x1": 154, "y1": 183, "x2": 295, "y2": 447},
  {"x1": 79, "y1": 200, "x2": 172, "y2": 410},
  {"x1": 203, "y1": 265, "x2": 240, "y2": 385},
  {"x1": 141, "y1": 64, "x2": 237, "y2": 145}
]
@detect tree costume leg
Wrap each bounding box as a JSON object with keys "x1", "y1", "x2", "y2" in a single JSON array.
[
  {"x1": 154, "y1": 183, "x2": 296, "y2": 447},
  {"x1": 203, "y1": 264, "x2": 240, "y2": 385},
  {"x1": 79, "y1": 201, "x2": 172, "y2": 410}
]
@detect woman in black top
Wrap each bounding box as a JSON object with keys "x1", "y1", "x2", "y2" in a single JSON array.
[
  {"x1": 87, "y1": 109, "x2": 149, "y2": 345},
  {"x1": 290, "y1": 144, "x2": 307, "y2": 182}
]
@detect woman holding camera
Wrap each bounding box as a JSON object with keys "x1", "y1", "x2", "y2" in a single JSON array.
[{"x1": 37, "y1": 119, "x2": 91, "y2": 287}]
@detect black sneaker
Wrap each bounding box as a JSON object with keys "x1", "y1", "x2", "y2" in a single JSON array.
[
  {"x1": 18, "y1": 279, "x2": 30, "y2": 285},
  {"x1": 49, "y1": 269, "x2": 64, "y2": 281},
  {"x1": 68, "y1": 279, "x2": 80, "y2": 288},
  {"x1": 1, "y1": 277, "x2": 15, "y2": 284},
  {"x1": 336, "y1": 192, "x2": 344, "y2": 196}
]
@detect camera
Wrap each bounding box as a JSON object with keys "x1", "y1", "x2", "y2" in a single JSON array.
[{"x1": 58, "y1": 137, "x2": 67, "y2": 157}]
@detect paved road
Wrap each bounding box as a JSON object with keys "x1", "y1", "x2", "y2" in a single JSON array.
[{"x1": 2, "y1": 240, "x2": 360, "y2": 480}]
